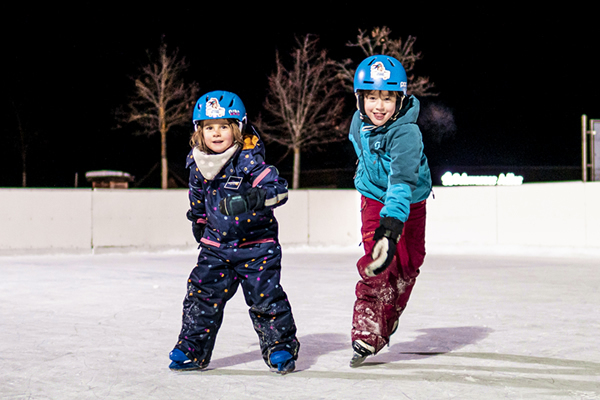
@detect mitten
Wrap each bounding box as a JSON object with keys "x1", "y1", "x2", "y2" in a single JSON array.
[
  {"x1": 191, "y1": 221, "x2": 205, "y2": 243},
  {"x1": 186, "y1": 209, "x2": 205, "y2": 243},
  {"x1": 366, "y1": 217, "x2": 404, "y2": 277},
  {"x1": 219, "y1": 187, "x2": 266, "y2": 216}
]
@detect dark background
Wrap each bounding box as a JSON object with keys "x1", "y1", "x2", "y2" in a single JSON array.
[{"x1": 3, "y1": 4, "x2": 598, "y2": 188}]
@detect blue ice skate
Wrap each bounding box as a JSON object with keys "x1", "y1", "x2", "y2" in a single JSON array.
[
  {"x1": 168, "y1": 349, "x2": 208, "y2": 371},
  {"x1": 269, "y1": 350, "x2": 295, "y2": 374}
]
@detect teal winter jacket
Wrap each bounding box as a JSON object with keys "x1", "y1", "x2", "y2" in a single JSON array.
[{"x1": 349, "y1": 95, "x2": 432, "y2": 223}]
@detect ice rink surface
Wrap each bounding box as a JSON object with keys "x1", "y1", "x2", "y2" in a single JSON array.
[{"x1": 1, "y1": 246, "x2": 599, "y2": 399}]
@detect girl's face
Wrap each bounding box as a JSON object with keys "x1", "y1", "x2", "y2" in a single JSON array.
[
  {"x1": 202, "y1": 119, "x2": 234, "y2": 153},
  {"x1": 364, "y1": 90, "x2": 397, "y2": 126}
]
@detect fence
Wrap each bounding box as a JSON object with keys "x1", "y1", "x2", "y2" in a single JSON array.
[{"x1": 1, "y1": 182, "x2": 599, "y2": 255}]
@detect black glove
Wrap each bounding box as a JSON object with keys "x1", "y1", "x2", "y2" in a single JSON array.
[
  {"x1": 187, "y1": 210, "x2": 205, "y2": 243},
  {"x1": 219, "y1": 187, "x2": 266, "y2": 216},
  {"x1": 366, "y1": 217, "x2": 404, "y2": 277},
  {"x1": 191, "y1": 221, "x2": 205, "y2": 243}
]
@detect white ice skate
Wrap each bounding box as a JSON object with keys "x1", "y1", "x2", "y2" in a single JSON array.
[{"x1": 349, "y1": 340, "x2": 375, "y2": 368}]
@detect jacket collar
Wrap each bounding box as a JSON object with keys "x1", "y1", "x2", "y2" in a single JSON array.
[{"x1": 192, "y1": 144, "x2": 240, "y2": 181}]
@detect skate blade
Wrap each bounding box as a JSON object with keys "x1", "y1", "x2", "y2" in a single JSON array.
[
  {"x1": 168, "y1": 361, "x2": 208, "y2": 371},
  {"x1": 349, "y1": 354, "x2": 368, "y2": 368},
  {"x1": 272, "y1": 359, "x2": 296, "y2": 375}
]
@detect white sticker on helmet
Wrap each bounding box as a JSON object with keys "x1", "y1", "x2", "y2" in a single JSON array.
[
  {"x1": 370, "y1": 62, "x2": 391, "y2": 80},
  {"x1": 206, "y1": 98, "x2": 226, "y2": 118}
]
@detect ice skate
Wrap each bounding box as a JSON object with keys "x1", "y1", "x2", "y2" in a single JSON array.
[
  {"x1": 390, "y1": 319, "x2": 399, "y2": 337},
  {"x1": 349, "y1": 340, "x2": 375, "y2": 368},
  {"x1": 269, "y1": 350, "x2": 295, "y2": 375},
  {"x1": 168, "y1": 349, "x2": 208, "y2": 371}
]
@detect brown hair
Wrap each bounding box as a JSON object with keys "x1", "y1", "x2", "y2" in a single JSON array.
[
  {"x1": 190, "y1": 119, "x2": 244, "y2": 153},
  {"x1": 357, "y1": 89, "x2": 403, "y2": 99}
]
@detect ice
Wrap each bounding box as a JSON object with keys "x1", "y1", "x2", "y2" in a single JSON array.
[{"x1": 1, "y1": 246, "x2": 599, "y2": 399}]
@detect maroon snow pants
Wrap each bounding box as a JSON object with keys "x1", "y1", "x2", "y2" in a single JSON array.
[{"x1": 351, "y1": 196, "x2": 427, "y2": 353}]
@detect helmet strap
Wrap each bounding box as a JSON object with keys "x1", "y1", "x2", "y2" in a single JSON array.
[
  {"x1": 356, "y1": 93, "x2": 373, "y2": 124},
  {"x1": 390, "y1": 93, "x2": 406, "y2": 121},
  {"x1": 238, "y1": 116, "x2": 248, "y2": 133}
]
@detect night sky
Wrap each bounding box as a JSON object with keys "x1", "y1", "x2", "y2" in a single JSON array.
[{"x1": 3, "y1": 4, "x2": 598, "y2": 188}]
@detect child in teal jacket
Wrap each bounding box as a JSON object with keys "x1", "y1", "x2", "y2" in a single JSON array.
[{"x1": 348, "y1": 55, "x2": 432, "y2": 367}]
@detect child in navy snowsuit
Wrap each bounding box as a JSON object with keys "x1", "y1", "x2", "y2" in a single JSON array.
[{"x1": 169, "y1": 91, "x2": 299, "y2": 374}]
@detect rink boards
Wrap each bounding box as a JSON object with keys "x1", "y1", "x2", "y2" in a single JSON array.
[{"x1": 1, "y1": 182, "x2": 599, "y2": 254}]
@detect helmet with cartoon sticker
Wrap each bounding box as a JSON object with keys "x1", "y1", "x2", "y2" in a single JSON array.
[
  {"x1": 193, "y1": 90, "x2": 247, "y2": 131},
  {"x1": 353, "y1": 55, "x2": 408, "y2": 123},
  {"x1": 353, "y1": 55, "x2": 407, "y2": 94}
]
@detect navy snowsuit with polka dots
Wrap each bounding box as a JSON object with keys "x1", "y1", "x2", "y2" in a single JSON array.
[{"x1": 174, "y1": 129, "x2": 299, "y2": 369}]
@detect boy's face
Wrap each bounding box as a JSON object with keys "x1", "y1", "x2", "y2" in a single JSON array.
[
  {"x1": 363, "y1": 90, "x2": 397, "y2": 126},
  {"x1": 202, "y1": 119, "x2": 234, "y2": 154}
]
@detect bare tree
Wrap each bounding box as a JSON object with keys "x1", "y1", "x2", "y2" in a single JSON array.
[
  {"x1": 256, "y1": 34, "x2": 347, "y2": 189},
  {"x1": 120, "y1": 40, "x2": 199, "y2": 189},
  {"x1": 337, "y1": 26, "x2": 437, "y2": 97}
]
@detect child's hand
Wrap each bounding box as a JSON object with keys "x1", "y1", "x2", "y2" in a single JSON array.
[
  {"x1": 219, "y1": 187, "x2": 266, "y2": 216},
  {"x1": 365, "y1": 217, "x2": 404, "y2": 276},
  {"x1": 186, "y1": 210, "x2": 206, "y2": 243},
  {"x1": 192, "y1": 221, "x2": 205, "y2": 243}
]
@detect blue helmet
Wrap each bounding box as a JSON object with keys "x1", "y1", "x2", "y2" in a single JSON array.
[
  {"x1": 192, "y1": 90, "x2": 247, "y2": 130},
  {"x1": 353, "y1": 55, "x2": 407, "y2": 94}
]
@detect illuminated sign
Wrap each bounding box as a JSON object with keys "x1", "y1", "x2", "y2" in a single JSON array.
[{"x1": 441, "y1": 172, "x2": 524, "y2": 187}]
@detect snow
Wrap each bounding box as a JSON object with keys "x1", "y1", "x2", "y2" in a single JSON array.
[{"x1": 1, "y1": 246, "x2": 599, "y2": 399}]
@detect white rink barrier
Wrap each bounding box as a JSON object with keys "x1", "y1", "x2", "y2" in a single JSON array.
[
  {"x1": 1, "y1": 181, "x2": 599, "y2": 255},
  {"x1": 427, "y1": 181, "x2": 600, "y2": 252}
]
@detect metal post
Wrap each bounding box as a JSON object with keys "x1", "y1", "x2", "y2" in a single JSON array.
[
  {"x1": 592, "y1": 120, "x2": 599, "y2": 181},
  {"x1": 582, "y1": 114, "x2": 587, "y2": 182}
]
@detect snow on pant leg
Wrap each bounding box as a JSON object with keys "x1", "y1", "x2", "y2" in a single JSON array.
[
  {"x1": 175, "y1": 247, "x2": 239, "y2": 366},
  {"x1": 352, "y1": 196, "x2": 401, "y2": 353},
  {"x1": 394, "y1": 200, "x2": 427, "y2": 315},
  {"x1": 236, "y1": 241, "x2": 299, "y2": 366},
  {"x1": 351, "y1": 197, "x2": 427, "y2": 353}
]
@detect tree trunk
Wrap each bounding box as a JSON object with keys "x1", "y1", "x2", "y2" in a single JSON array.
[
  {"x1": 161, "y1": 129, "x2": 168, "y2": 189},
  {"x1": 292, "y1": 146, "x2": 301, "y2": 189},
  {"x1": 21, "y1": 153, "x2": 26, "y2": 187},
  {"x1": 160, "y1": 107, "x2": 168, "y2": 190}
]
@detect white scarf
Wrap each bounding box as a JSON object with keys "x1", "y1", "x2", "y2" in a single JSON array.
[{"x1": 192, "y1": 144, "x2": 240, "y2": 181}]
